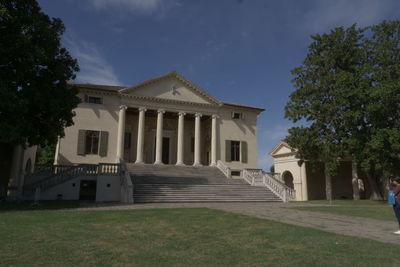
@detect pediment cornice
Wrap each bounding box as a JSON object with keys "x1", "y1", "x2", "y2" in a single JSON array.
[{"x1": 120, "y1": 71, "x2": 222, "y2": 106}]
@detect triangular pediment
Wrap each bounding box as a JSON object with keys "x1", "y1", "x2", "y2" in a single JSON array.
[
  {"x1": 120, "y1": 71, "x2": 221, "y2": 105},
  {"x1": 270, "y1": 141, "x2": 297, "y2": 157}
]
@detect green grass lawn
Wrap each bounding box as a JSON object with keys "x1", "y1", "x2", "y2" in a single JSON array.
[
  {"x1": 294, "y1": 200, "x2": 395, "y2": 221},
  {"x1": 1, "y1": 208, "x2": 399, "y2": 266}
]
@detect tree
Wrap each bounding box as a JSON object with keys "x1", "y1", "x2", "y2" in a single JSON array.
[
  {"x1": 285, "y1": 20, "x2": 400, "y2": 200},
  {"x1": 0, "y1": 0, "x2": 80, "y2": 147}
]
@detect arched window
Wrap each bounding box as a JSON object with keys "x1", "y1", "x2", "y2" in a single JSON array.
[{"x1": 282, "y1": 171, "x2": 294, "y2": 189}]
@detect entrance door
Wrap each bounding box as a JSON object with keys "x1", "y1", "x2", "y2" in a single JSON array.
[
  {"x1": 162, "y1": 137, "x2": 170, "y2": 164},
  {"x1": 79, "y1": 180, "x2": 97, "y2": 201}
]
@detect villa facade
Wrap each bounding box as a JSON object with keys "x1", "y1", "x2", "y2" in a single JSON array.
[{"x1": 56, "y1": 71, "x2": 264, "y2": 173}]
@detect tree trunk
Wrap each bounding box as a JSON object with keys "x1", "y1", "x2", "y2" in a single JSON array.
[
  {"x1": 351, "y1": 162, "x2": 360, "y2": 200},
  {"x1": 325, "y1": 167, "x2": 333, "y2": 201},
  {"x1": 365, "y1": 172, "x2": 382, "y2": 200}
]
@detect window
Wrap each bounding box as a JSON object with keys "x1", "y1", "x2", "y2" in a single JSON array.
[
  {"x1": 84, "y1": 95, "x2": 103, "y2": 104},
  {"x1": 77, "y1": 130, "x2": 109, "y2": 157},
  {"x1": 85, "y1": 131, "x2": 100, "y2": 154},
  {"x1": 232, "y1": 112, "x2": 242, "y2": 119},
  {"x1": 231, "y1": 141, "x2": 240, "y2": 161},
  {"x1": 231, "y1": 170, "x2": 241, "y2": 177}
]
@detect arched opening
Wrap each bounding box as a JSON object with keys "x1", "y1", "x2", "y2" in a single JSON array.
[
  {"x1": 25, "y1": 158, "x2": 32, "y2": 175},
  {"x1": 282, "y1": 171, "x2": 294, "y2": 189}
]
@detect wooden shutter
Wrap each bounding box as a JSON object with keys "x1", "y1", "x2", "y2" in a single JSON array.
[
  {"x1": 225, "y1": 140, "x2": 231, "y2": 162},
  {"x1": 241, "y1": 141, "x2": 248, "y2": 163},
  {"x1": 77, "y1": 130, "x2": 86, "y2": 155},
  {"x1": 99, "y1": 131, "x2": 109, "y2": 157}
]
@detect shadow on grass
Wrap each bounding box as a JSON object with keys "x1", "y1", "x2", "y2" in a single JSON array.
[
  {"x1": 305, "y1": 200, "x2": 387, "y2": 206},
  {"x1": 0, "y1": 201, "x2": 82, "y2": 211}
]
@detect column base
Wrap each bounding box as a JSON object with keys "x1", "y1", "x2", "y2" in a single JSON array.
[
  {"x1": 154, "y1": 161, "x2": 164, "y2": 165},
  {"x1": 176, "y1": 162, "x2": 185, "y2": 166},
  {"x1": 193, "y1": 162, "x2": 203, "y2": 167},
  {"x1": 209, "y1": 163, "x2": 217, "y2": 167},
  {"x1": 134, "y1": 160, "x2": 145, "y2": 164}
]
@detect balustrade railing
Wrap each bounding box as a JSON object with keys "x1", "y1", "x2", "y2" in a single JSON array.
[
  {"x1": 243, "y1": 168, "x2": 296, "y2": 202},
  {"x1": 25, "y1": 163, "x2": 122, "y2": 192},
  {"x1": 99, "y1": 163, "x2": 121, "y2": 175},
  {"x1": 217, "y1": 160, "x2": 231, "y2": 178}
]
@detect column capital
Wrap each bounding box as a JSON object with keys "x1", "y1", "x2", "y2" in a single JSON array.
[
  {"x1": 195, "y1": 113, "x2": 202, "y2": 118},
  {"x1": 157, "y1": 109, "x2": 166, "y2": 114},
  {"x1": 138, "y1": 107, "x2": 147, "y2": 112},
  {"x1": 119, "y1": 105, "x2": 128, "y2": 110},
  {"x1": 212, "y1": 114, "x2": 220, "y2": 119},
  {"x1": 178, "y1": 111, "x2": 186, "y2": 116}
]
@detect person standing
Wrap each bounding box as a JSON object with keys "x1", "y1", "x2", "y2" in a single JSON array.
[{"x1": 389, "y1": 177, "x2": 400, "y2": 234}]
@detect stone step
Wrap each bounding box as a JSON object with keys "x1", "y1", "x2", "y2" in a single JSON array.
[
  {"x1": 128, "y1": 163, "x2": 282, "y2": 203},
  {"x1": 134, "y1": 199, "x2": 282, "y2": 203}
]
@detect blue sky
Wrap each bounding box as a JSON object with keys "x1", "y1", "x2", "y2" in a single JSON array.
[{"x1": 38, "y1": 0, "x2": 399, "y2": 169}]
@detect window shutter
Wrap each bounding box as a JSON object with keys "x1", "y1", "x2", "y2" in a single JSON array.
[
  {"x1": 225, "y1": 140, "x2": 231, "y2": 162},
  {"x1": 241, "y1": 141, "x2": 248, "y2": 163},
  {"x1": 77, "y1": 130, "x2": 86, "y2": 155},
  {"x1": 99, "y1": 131, "x2": 109, "y2": 157}
]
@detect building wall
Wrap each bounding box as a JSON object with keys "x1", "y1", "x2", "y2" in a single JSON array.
[
  {"x1": 40, "y1": 175, "x2": 86, "y2": 200},
  {"x1": 274, "y1": 154, "x2": 304, "y2": 200},
  {"x1": 219, "y1": 106, "x2": 259, "y2": 172},
  {"x1": 58, "y1": 90, "x2": 261, "y2": 171},
  {"x1": 96, "y1": 175, "x2": 121, "y2": 202},
  {"x1": 39, "y1": 175, "x2": 121, "y2": 201},
  {"x1": 58, "y1": 92, "x2": 120, "y2": 164}
]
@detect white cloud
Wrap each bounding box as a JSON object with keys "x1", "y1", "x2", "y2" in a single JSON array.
[
  {"x1": 88, "y1": 0, "x2": 178, "y2": 15},
  {"x1": 302, "y1": 0, "x2": 398, "y2": 33},
  {"x1": 64, "y1": 36, "x2": 122, "y2": 86}
]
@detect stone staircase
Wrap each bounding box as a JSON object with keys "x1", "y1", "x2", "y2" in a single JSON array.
[{"x1": 126, "y1": 164, "x2": 282, "y2": 203}]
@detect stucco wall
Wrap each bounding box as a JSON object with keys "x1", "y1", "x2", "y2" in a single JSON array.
[
  {"x1": 40, "y1": 175, "x2": 88, "y2": 200},
  {"x1": 58, "y1": 86, "x2": 261, "y2": 171},
  {"x1": 219, "y1": 106, "x2": 259, "y2": 171},
  {"x1": 274, "y1": 155, "x2": 304, "y2": 200},
  {"x1": 96, "y1": 175, "x2": 121, "y2": 202},
  {"x1": 58, "y1": 92, "x2": 120, "y2": 164}
]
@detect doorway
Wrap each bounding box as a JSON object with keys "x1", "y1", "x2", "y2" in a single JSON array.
[
  {"x1": 79, "y1": 180, "x2": 97, "y2": 201},
  {"x1": 162, "y1": 137, "x2": 170, "y2": 164}
]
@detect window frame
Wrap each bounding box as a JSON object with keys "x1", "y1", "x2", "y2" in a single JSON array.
[
  {"x1": 230, "y1": 140, "x2": 241, "y2": 162},
  {"x1": 232, "y1": 112, "x2": 242, "y2": 119},
  {"x1": 85, "y1": 130, "x2": 100, "y2": 155},
  {"x1": 84, "y1": 95, "x2": 103, "y2": 104}
]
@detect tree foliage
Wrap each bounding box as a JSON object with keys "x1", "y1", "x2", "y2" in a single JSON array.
[
  {"x1": 0, "y1": 0, "x2": 80, "y2": 147},
  {"x1": 285, "y1": 20, "x2": 400, "y2": 199}
]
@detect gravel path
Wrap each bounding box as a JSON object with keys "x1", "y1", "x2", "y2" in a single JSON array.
[{"x1": 77, "y1": 202, "x2": 400, "y2": 245}]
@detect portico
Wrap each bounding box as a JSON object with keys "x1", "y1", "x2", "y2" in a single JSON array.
[{"x1": 117, "y1": 106, "x2": 219, "y2": 166}]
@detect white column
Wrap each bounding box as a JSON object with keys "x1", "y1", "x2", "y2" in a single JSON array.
[
  {"x1": 210, "y1": 114, "x2": 218, "y2": 166},
  {"x1": 135, "y1": 107, "x2": 146, "y2": 164},
  {"x1": 8, "y1": 145, "x2": 24, "y2": 200},
  {"x1": 352, "y1": 161, "x2": 360, "y2": 200},
  {"x1": 193, "y1": 113, "x2": 202, "y2": 166},
  {"x1": 116, "y1": 105, "x2": 127, "y2": 162},
  {"x1": 301, "y1": 161, "x2": 308, "y2": 201},
  {"x1": 176, "y1": 112, "x2": 186, "y2": 166},
  {"x1": 154, "y1": 109, "x2": 165, "y2": 165},
  {"x1": 53, "y1": 136, "x2": 61, "y2": 165}
]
